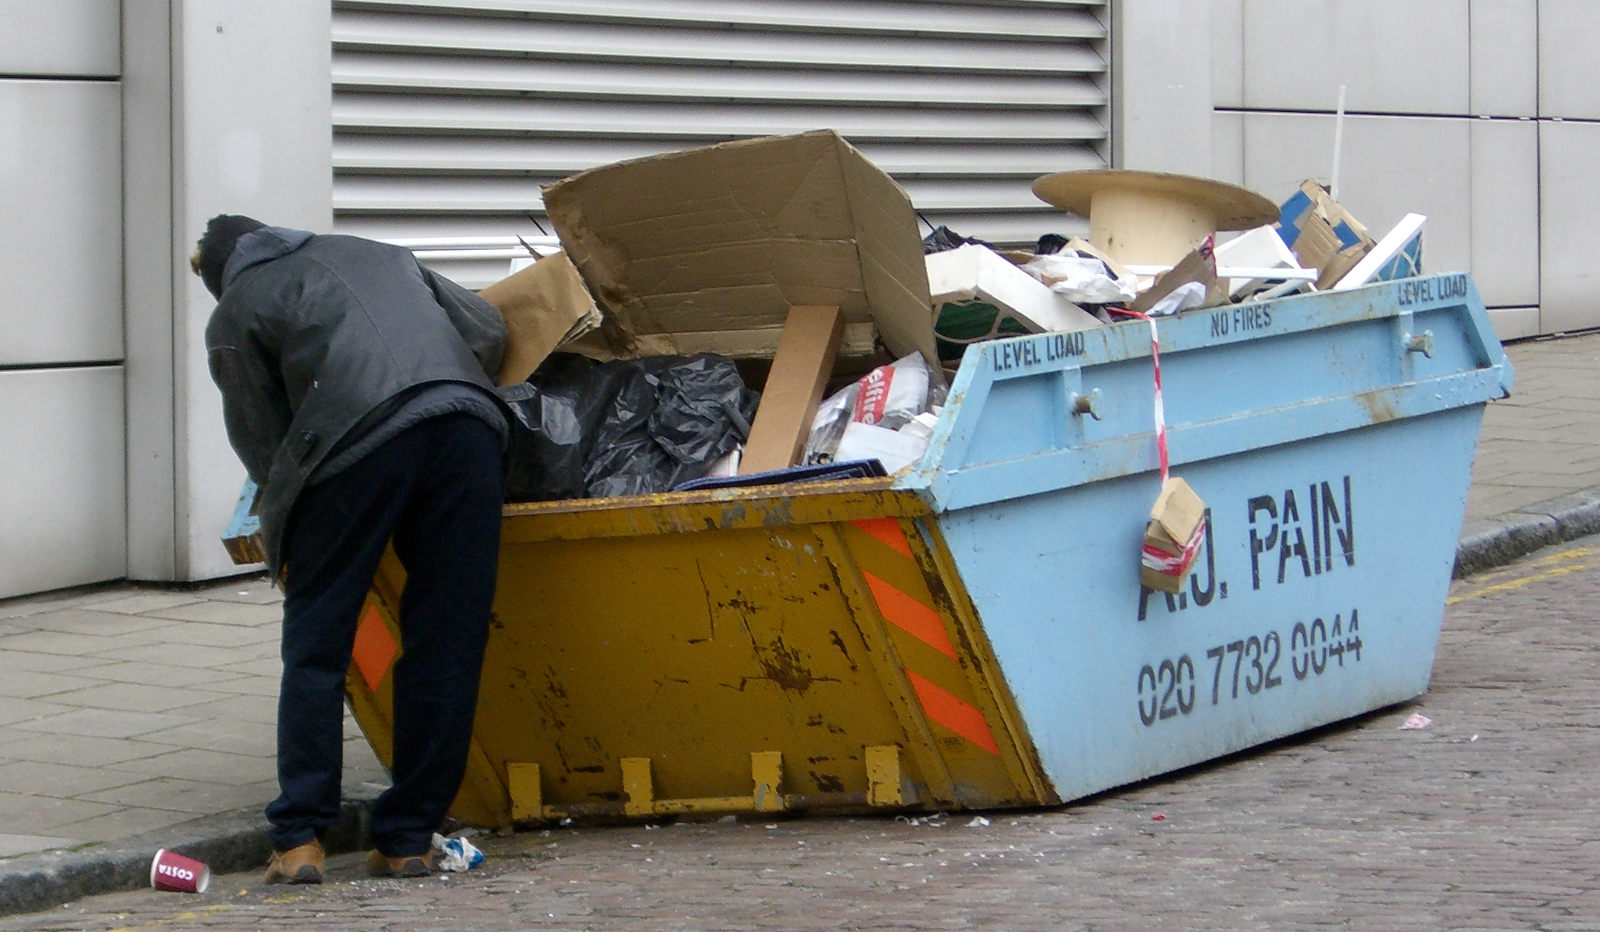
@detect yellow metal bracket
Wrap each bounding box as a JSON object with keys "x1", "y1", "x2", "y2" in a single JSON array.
[
  {"x1": 507, "y1": 751, "x2": 792, "y2": 822},
  {"x1": 865, "y1": 744, "x2": 904, "y2": 806},
  {"x1": 508, "y1": 762, "x2": 543, "y2": 822},
  {"x1": 751, "y1": 750, "x2": 784, "y2": 813},
  {"x1": 621, "y1": 757, "x2": 655, "y2": 817}
]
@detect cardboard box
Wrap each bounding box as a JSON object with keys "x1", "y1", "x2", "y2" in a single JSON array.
[
  {"x1": 740, "y1": 306, "x2": 845, "y2": 474},
  {"x1": 476, "y1": 251, "x2": 600, "y2": 385},
  {"x1": 1129, "y1": 235, "x2": 1228, "y2": 315},
  {"x1": 926, "y1": 244, "x2": 1103, "y2": 344},
  {"x1": 541, "y1": 130, "x2": 939, "y2": 375},
  {"x1": 1331, "y1": 213, "x2": 1426, "y2": 291},
  {"x1": 1140, "y1": 477, "x2": 1207, "y2": 593},
  {"x1": 1275, "y1": 180, "x2": 1374, "y2": 290}
]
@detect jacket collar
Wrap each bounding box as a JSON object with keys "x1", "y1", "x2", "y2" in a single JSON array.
[{"x1": 220, "y1": 226, "x2": 315, "y2": 293}]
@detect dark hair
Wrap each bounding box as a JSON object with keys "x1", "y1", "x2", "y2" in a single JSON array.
[{"x1": 190, "y1": 214, "x2": 266, "y2": 298}]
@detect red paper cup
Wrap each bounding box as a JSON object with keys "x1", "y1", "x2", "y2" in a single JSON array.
[{"x1": 150, "y1": 848, "x2": 210, "y2": 893}]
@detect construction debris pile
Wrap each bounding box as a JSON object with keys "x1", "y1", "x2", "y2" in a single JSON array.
[{"x1": 483, "y1": 130, "x2": 1425, "y2": 505}]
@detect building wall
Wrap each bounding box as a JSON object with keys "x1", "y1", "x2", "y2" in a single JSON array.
[
  {"x1": 1119, "y1": 0, "x2": 1594, "y2": 341},
  {"x1": 0, "y1": 0, "x2": 126, "y2": 599},
  {"x1": 123, "y1": 2, "x2": 333, "y2": 585}
]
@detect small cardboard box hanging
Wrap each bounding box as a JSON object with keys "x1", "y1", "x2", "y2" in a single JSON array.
[{"x1": 1141, "y1": 477, "x2": 1208, "y2": 593}]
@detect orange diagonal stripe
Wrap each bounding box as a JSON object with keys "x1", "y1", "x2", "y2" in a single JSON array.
[
  {"x1": 861, "y1": 570, "x2": 956, "y2": 659},
  {"x1": 906, "y1": 669, "x2": 1000, "y2": 756},
  {"x1": 352, "y1": 603, "x2": 398, "y2": 693},
  {"x1": 852, "y1": 518, "x2": 913, "y2": 557}
]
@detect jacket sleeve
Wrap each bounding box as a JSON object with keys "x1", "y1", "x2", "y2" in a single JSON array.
[
  {"x1": 206, "y1": 313, "x2": 293, "y2": 487},
  {"x1": 420, "y1": 263, "x2": 507, "y2": 380}
]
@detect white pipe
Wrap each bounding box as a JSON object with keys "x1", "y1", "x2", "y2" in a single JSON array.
[{"x1": 1330, "y1": 85, "x2": 1347, "y2": 201}]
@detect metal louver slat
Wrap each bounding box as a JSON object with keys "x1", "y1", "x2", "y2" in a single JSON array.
[{"x1": 332, "y1": 0, "x2": 1108, "y2": 286}]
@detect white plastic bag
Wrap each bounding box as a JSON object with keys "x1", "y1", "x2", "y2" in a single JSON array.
[
  {"x1": 1145, "y1": 281, "x2": 1209, "y2": 317},
  {"x1": 802, "y1": 382, "x2": 860, "y2": 464},
  {"x1": 1021, "y1": 252, "x2": 1138, "y2": 304},
  {"x1": 852, "y1": 353, "x2": 932, "y2": 430},
  {"x1": 833, "y1": 421, "x2": 928, "y2": 474}
]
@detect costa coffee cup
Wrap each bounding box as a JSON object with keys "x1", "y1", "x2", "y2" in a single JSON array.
[{"x1": 150, "y1": 848, "x2": 211, "y2": 893}]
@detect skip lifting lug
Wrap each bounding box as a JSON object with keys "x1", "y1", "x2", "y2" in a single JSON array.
[
  {"x1": 1071, "y1": 388, "x2": 1102, "y2": 421},
  {"x1": 1404, "y1": 330, "x2": 1435, "y2": 358}
]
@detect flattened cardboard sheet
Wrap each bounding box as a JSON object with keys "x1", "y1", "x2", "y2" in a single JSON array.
[
  {"x1": 477, "y1": 251, "x2": 599, "y2": 385},
  {"x1": 541, "y1": 130, "x2": 938, "y2": 373}
]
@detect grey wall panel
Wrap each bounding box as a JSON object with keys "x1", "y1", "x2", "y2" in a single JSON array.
[
  {"x1": 1208, "y1": 0, "x2": 1595, "y2": 334},
  {"x1": 1111, "y1": 0, "x2": 1214, "y2": 176},
  {"x1": 1539, "y1": 0, "x2": 1600, "y2": 120},
  {"x1": 1240, "y1": 0, "x2": 1469, "y2": 115},
  {"x1": 0, "y1": 367, "x2": 126, "y2": 600},
  {"x1": 1486, "y1": 306, "x2": 1539, "y2": 342},
  {"x1": 1539, "y1": 121, "x2": 1600, "y2": 333},
  {"x1": 331, "y1": 0, "x2": 1110, "y2": 280},
  {"x1": 1470, "y1": 0, "x2": 1537, "y2": 117},
  {"x1": 173, "y1": 1, "x2": 334, "y2": 583},
  {"x1": 0, "y1": 80, "x2": 122, "y2": 366},
  {"x1": 0, "y1": 0, "x2": 119, "y2": 76},
  {"x1": 1468, "y1": 119, "x2": 1539, "y2": 308},
  {"x1": 1236, "y1": 112, "x2": 1537, "y2": 313},
  {"x1": 1209, "y1": 0, "x2": 1244, "y2": 110},
  {"x1": 1239, "y1": 113, "x2": 1472, "y2": 291},
  {"x1": 1210, "y1": 110, "x2": 1245, "y2": 187}
]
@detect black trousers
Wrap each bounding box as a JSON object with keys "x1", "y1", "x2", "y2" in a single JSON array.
[{"x1": 267, "y1": 414, "x2": 503, "y2": 856}]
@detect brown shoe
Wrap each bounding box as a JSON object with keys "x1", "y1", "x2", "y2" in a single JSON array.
[
  {"x1": 367, "y1": 848, "x2": 433, "y2": 878},
  {"x1": 264, "y1": 839, "x2": 325, "y2": 884}
]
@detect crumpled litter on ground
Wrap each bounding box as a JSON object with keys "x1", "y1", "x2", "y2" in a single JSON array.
[
  {"x1": 432, "y1": 833, "x2": 485, "y2": 872},
  {"x1": 1399, "y1": 712, "x2": 1433, "y2": 730}
]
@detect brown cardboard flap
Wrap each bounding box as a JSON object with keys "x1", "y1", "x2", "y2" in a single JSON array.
[
  {"x1": 541, "y1": 130, "x2": 938, "y2": 371},
  {"x1": 1130, "y1": 235, "x2": 1228, "y2": 313},
  {"x1": 670, "y1": 321, "x2": 878, "y2": 362},
  {"x1": 1150, "y1": 476, "x2": 1206, "y2": 543},
  {"x1": 476, "y1": 252, "x2": 600, "y2": 386}
]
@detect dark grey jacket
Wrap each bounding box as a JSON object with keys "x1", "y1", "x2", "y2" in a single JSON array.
[{"x1": 205, "y1": 227, "x2": 508, "y2": 576}]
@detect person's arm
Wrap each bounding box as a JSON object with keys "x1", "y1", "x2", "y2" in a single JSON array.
[
  {"x1": 206, "y1": 314, "x2": 293, "y2": 486},
  {"x1": 419, "y1": 264, "x2": 507, "y2": 379}
]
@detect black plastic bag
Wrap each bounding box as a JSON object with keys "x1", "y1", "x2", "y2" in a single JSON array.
[
  {"x1": 921, "y1": 225, "x2": 994, "y2": 255},
  {"x1": 503, "y1": 353, "x2": 759, "y2": 502}
]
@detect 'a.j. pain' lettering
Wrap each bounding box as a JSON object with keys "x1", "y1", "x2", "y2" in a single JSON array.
[{"x1": 1247, "y1": 476, "x2": 1355, "y2": 590}]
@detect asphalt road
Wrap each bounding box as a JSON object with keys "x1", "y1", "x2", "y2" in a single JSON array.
[{"x1": 3, "y1": 537, "x2": 1597, "y2": 931}]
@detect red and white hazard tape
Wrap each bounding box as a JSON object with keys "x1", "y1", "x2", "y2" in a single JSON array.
[
  {"x1": 1111, "y1": 309, "x2": 1167, "y2": 483},
  {"x1": 1141, "y1": 519, "x2": 1206, "y2": 576}
]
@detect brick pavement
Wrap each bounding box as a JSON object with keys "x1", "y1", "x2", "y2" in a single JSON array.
[
  {"x1": 0, "y1": 329, "x2": 1595, "y2": 919},
  {"x1": 0, "y1": 535, "x2": 1595, "y2": 929}
]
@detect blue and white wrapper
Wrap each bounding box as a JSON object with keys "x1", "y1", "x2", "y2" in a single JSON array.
[{"x1": 431, "y1": 833, "x2": 485, "y2": 872}]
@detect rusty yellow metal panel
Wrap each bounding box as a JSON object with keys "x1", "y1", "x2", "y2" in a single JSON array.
[
  {"x1": 346, "y1": 549, "x2": 511, "y2": 827},
  {"x1": 345, "y1": 481, "x2": 1051, "y2": 827}
]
